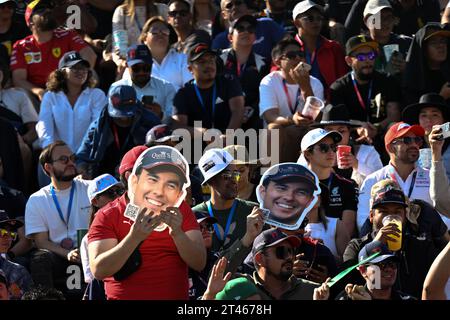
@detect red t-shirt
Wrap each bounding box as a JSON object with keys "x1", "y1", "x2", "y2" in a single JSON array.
[
  {"x1": 10, "y1": 29, "x2": 88, "y2": 88},
  {"x1": 88, "y1": 194, "x2": 200, "y2": 300}
]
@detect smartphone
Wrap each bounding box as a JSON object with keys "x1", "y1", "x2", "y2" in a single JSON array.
[
  {"x1": 142, "y1": 95, "x2": 154, "y2": 105},
  {"x1": 244, "y1": 106, "x2": 254, "y2": 119},
  {"x1": 441, "y1": 122, "x2": 450, "y2": 139}
]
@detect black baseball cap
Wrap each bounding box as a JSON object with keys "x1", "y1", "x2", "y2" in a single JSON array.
[
  {"x1": 194, "y1": 211, "x2": 218, "y2": 224},
  {"x1": 107, "y1": 85, "x2": 140, "y2": 118},
  {"x1": 229, "y1": 15, "x2": 257, "y2": 33},
  {"x1": 58, "y1": 51, "x2": 90, "y2": 69},
  {"x1": 252, "y1": 228, "x2": 301, "y2": 257},
  {"x1": 145, "y1": 124, "x2": 181, "y2": 146},
  {"x1": 188, "y1": 43, "x2": 216, "y2": 63},
  {"x1": 0, "y1": 210, "x2": 23, "y2": 230},
  {"x1": 261, "y1": 163, "x2": 318, "y2": 190},
  {"x1": 346, "y1": 35, "x2": 379, "y2": 56},
  {"x1": 133, "y1": 146, "x2": 188, "y2": 184},
  {"x1": 127, "y1": 44, "x2": 153, "y2": 67}
]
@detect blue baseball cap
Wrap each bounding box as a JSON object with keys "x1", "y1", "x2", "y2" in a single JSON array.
[
  {"x1": 126, "y1": 44, "x2": 153, "y2": 67},
  {"x1": 358, "y1": 241, "x2": 399, "y2": 264},
  {"x1": 107, "y1": 85, "x2": 140, "y2": 118},
  {"x1": 87, "y1": 174, "x2": 122, "y2": 202},
  {"x1": 261, "y1": 163, "x2": 318, "y2": 190}
]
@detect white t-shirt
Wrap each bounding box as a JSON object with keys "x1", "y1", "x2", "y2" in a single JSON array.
[
  {"x1": 0, "y1": 88, "x2": 38, "y2": 124},
  {"x1": 80, "y1": 234, "x2": 93, "y2": 283},
  {"x1": 305, "y1": 218, "x2": 339, "y2": 258},
  {"x1": 36, "y1": 88, "x2": 106, "y2": 152},
  {"x1": 259, "y1": 70, "x2": 324, "y2": 127},
  {"x1": 25, "y1": 179, "x2": 91, "y2": 245},
  {"x1": 122, "y1": 49, "x2": 193, "y2": 91}
]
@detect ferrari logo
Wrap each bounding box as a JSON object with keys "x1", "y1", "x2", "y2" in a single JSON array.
[{"x1": 52, "y1": 47, "x2": 61, "y2": 58}]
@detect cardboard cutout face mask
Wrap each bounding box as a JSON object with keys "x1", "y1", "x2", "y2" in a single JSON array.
[
  {"x1": 127, "y1": 146, "x2": 190, "y2": 232},
  {"x1": 256, "y1": 163, "x2": 321, "y2": 230}
]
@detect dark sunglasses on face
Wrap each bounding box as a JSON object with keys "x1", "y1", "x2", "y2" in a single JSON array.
[
  {"x1": 0, "y1": 228, "x2": 17, "y2": 240},
  {"x1": 275, "y1": 245, "x2": 294, "y2": 260},
  {"x1": 50, "y1": 154, "x2": 76, "y2": 164},
  {"x1": 353, "y1": 51, "x2": 377, "y2": 62},
  {"x1": 131, "y1": 64, "x2": 151, "y2": 73},
  {"x1": 200, "y1": 223, "x2": 214, "y2": 234},
  {"x1": 282, "y1": 50, "x2": 305, "y2": 60},
  {"x1": 221, "y1": 171, "x2": 242, "y2": 181},
  {"x1": 300, "y1": 15, "x2": 324, "y2": 23},
  {"x1": 392, "y1": 136, "x2": 423, "y2": 146},
  {"x1": 374, "y1": 260, "x2": 398, "y2": 270},
  {"x1": 313, "y1": 143, "x2": 338, "y2": 153},
  {"x1": 225, "y1": 0, "x2": 243, "y2": 10},
  {"x1": 168, "y1": 10, "x2": 189, "y2": 18},
  {"x1": 235, "y1": 24, "x2": 256, "y2": 34}
]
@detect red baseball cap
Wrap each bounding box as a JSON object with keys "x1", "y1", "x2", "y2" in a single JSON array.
[
  {"x1": 384, "y1": 122, "x2": 425, "y2": 151},
  {"x1": 118, "y1": 145, "x2": 148, "y2": 176}
]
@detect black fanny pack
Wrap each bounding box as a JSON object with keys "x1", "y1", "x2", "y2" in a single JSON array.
[{"x1": 113, "y1": 242, "x2": 143, "y2": 281}]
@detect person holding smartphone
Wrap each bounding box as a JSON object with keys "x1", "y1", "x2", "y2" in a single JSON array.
[{"x1": 430, "y1": 124, "x2": 450, "y2": 217}]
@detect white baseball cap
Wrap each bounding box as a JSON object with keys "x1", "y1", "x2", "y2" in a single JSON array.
[
  {"x1": 198, "y1": 148, "x2": 234, "y2": 185},
  {"x1": 292, "y1": 0, "x2": 324, "y2": 20},
  {"x1": 363, "y1": 0, "x2": 392, "y2": 19},
  {"x1": 300, "y1": 128, "x2": 342, "y2": 152},
  {"x1": 87, "y1": 174, "x2": 122, "y2": 202}
]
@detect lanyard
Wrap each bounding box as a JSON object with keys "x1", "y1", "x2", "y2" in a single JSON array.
[
  {"x1": 236, "y1": 62, "x2": 247, "y2": 77},
  {"x1": 207, "y1": 200, "x2": 238, "y2": 243},
  {"x1": 193, "y1": 81, "x2": 217, "y2": 123},
  {"x1": 112, "y1": 123, "x2": 121, "y2": 150},
  {"x1": 50, "y1": 182, "x2": 76, "y2": 228},
  {"x1": 327, "y1": 173, "x2": 334, "y2": 191},
  {"x1": 282, "y1": 79, "x2": 300, "y2": 114},
  {"x1": 351, "y1": 72, "x2": 373, "y2": 113},
  {"x1": 389, "y1": 169, "x2": 417, "y2": 198},
  {"x1": 295, "y1": 34, "x2": 317, "y2": 65}
]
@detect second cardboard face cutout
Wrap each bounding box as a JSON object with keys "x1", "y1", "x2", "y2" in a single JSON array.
[
  {"x1": 256, "y1": 163, "x2": 321, "y2": 230},
  {"x1": 126, "y1": 146, "x2": 191, "y2": 231}
]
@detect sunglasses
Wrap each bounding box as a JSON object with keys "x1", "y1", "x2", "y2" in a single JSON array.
[
  {"x1": 282, "y1": 50, "x2": 305, "y2": 60},
  {"x1": 131, "y1": 64, "x2": 152, "y2": 73},
  {"x1": 274, "y1": 245, "x2": 294, "y2": 260},
  {"x1": 200, "y1": 223, "x2": 214, "y2": 234},
  {"x1": 225, "y1": 0, "x2": 243, "y2": 10},
  {"x1": 220, "y1": 171, "x2": 242, "y2": 181},
  {"x1": 299, "y1": 15, "x2": 324, "y2": 23},
  {"x1": 148, "y1": 28, "x2": 170, "y2": 36},
  {"x1": 168, "y1": 10, "x2": 189, "y2": 18},
  {"x1": 98, "y1": 187, "x2": 125, "y2": 199},
  {"x1": 312, "y1": 143, "x2": 338, "y2": 153},
  {"x1": 353, "y1": 51, "x2": 377, "y2": 62},
  {"x1": 373, "y1": 260, "x2": 398, "y2": 270},
  {"x1": 234, "y1": 24, "x2": 256, "y2": 34},
  {"x1": 392, "y1": 136, "x2": 423, "y2": 146},
  {"x1": 0, "y1": 228, "x2": 17, "y2": 240},
  {"x1": 50, "y1": 154, "x2": 76, "y2": 164}
]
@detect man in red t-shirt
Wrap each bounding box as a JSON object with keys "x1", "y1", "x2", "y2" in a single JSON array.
[
  {"x1": 10, "y1": 0, "x2": 96, "y2": 101},
  {"x1": 88, "y1": 146, "x2": 206, "y2": 300}
]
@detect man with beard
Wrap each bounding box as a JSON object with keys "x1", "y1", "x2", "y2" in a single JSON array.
[
  {"x1": 229, "y1": 228, "x2": 326, "y2": 300},
  {"x1": 172, "y1": 43, "x2": 245, "y2": 133},
  {"x1": 259, "y1": 0, "x2": 296, "y2": 36},
  {"x1": 10, "y1": 0, "x2": 96, "y2": 102},
  {"x1": 110, "y1": 45, "x2": 176, "y2": 124},
  {"x1": 330, "y1": 35, "x2": 402, "y2": 147},
  {"x1": 193, "y1": 148, "x2": 258, "y2": 252},
  {"x1": 25, "y1": 140, "x2": 91, "y2": 290},
  {"x1": 356, "y1": 122, "x2": 444, "y2": 234}
]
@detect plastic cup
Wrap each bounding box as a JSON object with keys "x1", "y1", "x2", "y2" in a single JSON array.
[
  {"x1": 382, "y1": 215, "x2": 402, "y2": 251},
  {"x1": 301, "y1": 96, "x2": 324, "y2": 120},
  {"x1": 336, "y1": 145, "x2": 352, "y2": 169},
  {"x1": 112, "y1": 30, "x2": 128, "y2": 58}
]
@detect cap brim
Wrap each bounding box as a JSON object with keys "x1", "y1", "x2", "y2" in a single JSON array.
[
  {"x1": 197, "y1": 216, "x2": 218, "y2": 224},
  {"x1": 190, "y1": 50, "x2": 216, "y2": 63},
  {"x1": 89, "y1": 181, "x2": 122, "y2": 201},
  {"x1": 155, "y1": 135, "x2": 182, "y2": 143},
  {"x1": 270, "y1": 174, "x2": 318, "y2": 190},
  {"x1": 367, "y1": 254, "x2": 399, "y2": 264},
  {"x1": 293, "y1": 4, "x2": 324, "y2": 20},
  {"x1": 402, "y1": 103, "x2": 448, "y2": 124},
  {"x1": 397, "y1": 125, "x2": 425, "y2": 138},
  {"x1": 347, "y1": 42, "x2": 379, "y2": 55},
  {"x1": 372, "y1": 200, "x2": 408, "y2": 209},
  {"x1": 62, "y1": 59, "x2": 90, "y2": 69},
  {"x1": 424, "y1": 30, "x2": 450, "y2": 41},
  {"x1": 107, "y1": 103, "x2": 138, "y2": 118},
  {"x1": 201, "y1": 163, "x2": 229, "y2": 185},
  {"x1": 0, "y1": 219, "x2": 24, "y2": 229},
  {"x1": 303, "y1": 131, "x2": 343, "y2": 151},
  {"x1": 264, "y1": 235, "x2": 301, "y2": 250},
  {"x1": 141, "y1": 162, "x2": 188, "y2": 184},
  {"x1": 127, "y1": 59, "x2": 152, "y2": 67}
]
